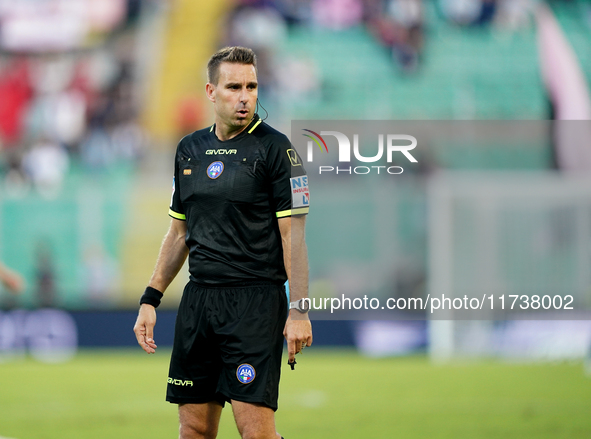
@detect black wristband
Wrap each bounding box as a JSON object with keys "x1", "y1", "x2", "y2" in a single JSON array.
[{"x1": 139, "y1": 286, "x2": 163, "y2": 308}]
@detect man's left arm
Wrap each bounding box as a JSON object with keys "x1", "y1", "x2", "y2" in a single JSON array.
[{"x1": 278, "y1": 215, "x2": 313, "y2": 364}]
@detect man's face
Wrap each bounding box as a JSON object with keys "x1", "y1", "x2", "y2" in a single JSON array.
[{"x1": 208, "y1": 62, "x2": 258, "y2": 130}]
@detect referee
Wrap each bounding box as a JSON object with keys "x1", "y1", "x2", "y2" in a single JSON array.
[{"x1": 133, "y1": 46, "x2": 312, "y2": 439}]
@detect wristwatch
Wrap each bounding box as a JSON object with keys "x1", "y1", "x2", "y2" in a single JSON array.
[{"x1": 289, "y1": 298, "x2": 310, "y2": 313}]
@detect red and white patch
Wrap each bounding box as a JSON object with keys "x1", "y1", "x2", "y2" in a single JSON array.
[{"x1": 290, "y1": 176, "x2": 309, "y2": 208}]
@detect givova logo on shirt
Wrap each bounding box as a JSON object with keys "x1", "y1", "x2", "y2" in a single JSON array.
[
  {"x1": 290, "y1": 176, "x2": 309, "y2": 208},
  {"x1": 236, "y1": 364, "x2": 256, "y2": 384}
]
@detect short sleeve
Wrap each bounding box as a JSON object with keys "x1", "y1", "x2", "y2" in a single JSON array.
[
  {"x1": 169, "y1": 147, "x2": 186, "y2": 221},
  {"x1": 266, "y1": 134, "x2": 310, "y2": 218}
]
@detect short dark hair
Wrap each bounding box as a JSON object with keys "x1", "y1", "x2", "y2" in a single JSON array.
[{"x1": 207, "y1": 46, "x2": 257, "y2": 85}]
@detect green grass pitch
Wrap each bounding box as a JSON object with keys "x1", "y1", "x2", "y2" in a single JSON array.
[{"x1": 0, "y1": 348, "x2": 590, "y2": 439}]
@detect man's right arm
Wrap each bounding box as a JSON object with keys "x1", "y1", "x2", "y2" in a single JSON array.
[
  {"x1": 148, "y1": 218, "x2": 189, "y2": 292},
  {"x1": 133, "y1": 218, "x2": 188, "y2": 354}
]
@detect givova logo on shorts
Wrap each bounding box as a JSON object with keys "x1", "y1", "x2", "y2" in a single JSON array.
[
  {"x1": 168, "y1": 377, "x2": 193, "y2": 387},
  {"x1": 236, "y1": 364, "x2": 256, "y2": 384}
]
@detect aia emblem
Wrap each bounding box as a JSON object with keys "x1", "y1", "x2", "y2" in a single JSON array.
[
  {"x1": 207, "y1": 161, "x2": 224, "y2": 179},
  {"x1": 236, "y1": 364, "x2": 256, "y2": 384}
]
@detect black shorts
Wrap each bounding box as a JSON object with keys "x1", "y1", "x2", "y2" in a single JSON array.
[{"x1": 166, "y1": 281, "x2": 288, "y2": 411}]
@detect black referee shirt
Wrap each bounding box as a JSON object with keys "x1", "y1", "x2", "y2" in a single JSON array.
[{"x1": 169, "y1": 114, "x2": 309, "y2": 286}]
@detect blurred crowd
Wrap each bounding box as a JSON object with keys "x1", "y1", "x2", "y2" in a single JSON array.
[
  {"x1": 0, "y1": 0, "x2": 541, "y2": 200},
  {"x1": 0, "y1": 0, "x2": 147, "y2": 199},
  {"x1": 224, "y1": 0, "x2": 536, "y2": 81}
]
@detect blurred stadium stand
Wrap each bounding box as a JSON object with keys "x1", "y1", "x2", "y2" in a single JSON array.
[
  {"x1": 142, "y1": 0, "x2": 229, "y2": 141},
  {"x1": 280, "y1": 8, "x2": 546, "y2": 120}
]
